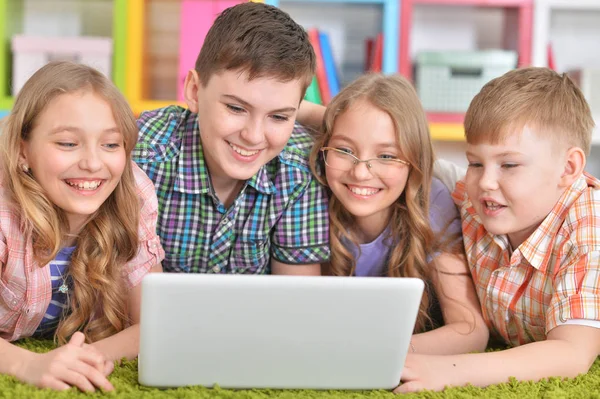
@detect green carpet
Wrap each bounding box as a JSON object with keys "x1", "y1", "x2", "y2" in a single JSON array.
[{"x1": 2, "y1": 339, "x2": 600, "y2": 398}]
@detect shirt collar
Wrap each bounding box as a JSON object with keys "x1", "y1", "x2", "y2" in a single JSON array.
[
  {"x1": 174, "y1": 113, "x2": 211, "y2": 194},
  {"x1": 175, "y1": 112, "x2": 275, "y2": 195},
  {"x1": 516, "y1": 173, "x2": 594, "y2": 271},
  {"x1": 247, "y1": 163, "x2": 276, "y2": 195}
]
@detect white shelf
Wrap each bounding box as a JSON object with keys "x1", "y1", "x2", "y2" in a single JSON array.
[
  {"x1": 533, "y1": 0, "x2": 600, "y2": 68},
  {"x1": 593, "y1": 116, "x2": 600, "y2": 145},
  {"x1": 535, "y1": 0, "x2": 600, "y2": 8}
]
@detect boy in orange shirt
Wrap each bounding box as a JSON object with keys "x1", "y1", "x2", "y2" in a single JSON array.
[{"x1": 397, "y1": 67, "x2": 600, "y2": 392}]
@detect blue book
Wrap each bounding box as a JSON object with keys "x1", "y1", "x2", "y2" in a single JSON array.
[{"x1": 318, "y1": 31, "x2": 340, "y2": 97}]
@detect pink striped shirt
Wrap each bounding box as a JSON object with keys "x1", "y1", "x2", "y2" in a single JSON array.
[{"x1": 0, "y1": 162, "x2": 165, "y2": 341}]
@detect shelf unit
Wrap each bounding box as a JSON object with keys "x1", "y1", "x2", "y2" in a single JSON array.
[
  {"x1": 531, "y1": 0, "x2": 600, "y2": 145},
  {"x1": 399, "y1": 0, "x2": 533, "y2": 140},
  {"x1": 265, "y1": 0, "x2": 399, "y2": 74},
  {"x1": 0, "y1": 0, "x2": 127, "y2": 111},
  {"x1": 532, "y1": 0, "x2": 600, "y2": 68},
  {"x1": 178, "y1": 1, "x2": 243, "y2": 102},
  {"x1": 400, "y1": 0, "x2": 533, "y2": 80},
  {"x1": 126, "y1": 0, "x2": 183, "y2": 115}
]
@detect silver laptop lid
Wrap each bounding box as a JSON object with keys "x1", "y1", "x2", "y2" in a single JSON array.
[{"x1": 139, "y1": 274, "x2": 423, "y2": 390}]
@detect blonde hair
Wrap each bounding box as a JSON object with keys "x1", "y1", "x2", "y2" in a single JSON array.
[
  {"x1": 465, "y1": 67, "x2": 595, "y2": 154},
  {"x1": 0, "y1": 61, "x2": 140, "y2": 344},
  {"x1": 309, "y1": 73, "x2": 436, "y2": 332}
]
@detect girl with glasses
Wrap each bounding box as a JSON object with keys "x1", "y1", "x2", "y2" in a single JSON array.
[{"x1": 308, "y1": 74, "x2": 488, "y2": 372}]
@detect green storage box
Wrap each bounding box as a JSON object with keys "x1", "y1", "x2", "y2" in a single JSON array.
[{"x1": 416, "y1": 50, "x2": 518, "y2": 113}]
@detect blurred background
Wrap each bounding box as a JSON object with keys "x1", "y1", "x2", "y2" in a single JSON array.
[{"x1": 1, "y1": 0, "x2": 599, "y2": 175}]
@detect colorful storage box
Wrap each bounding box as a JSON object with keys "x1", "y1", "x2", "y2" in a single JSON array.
[
  {"x1": 416, "y1": 50, "x2": 518, "y2": 113},
  {"x1": 11, "y1": 35, "x2": 112, "y2": 95}
]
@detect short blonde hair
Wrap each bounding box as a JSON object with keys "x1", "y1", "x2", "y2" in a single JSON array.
[{"x1": 465, "y1": 67, "x2": 595, "y2": 154}]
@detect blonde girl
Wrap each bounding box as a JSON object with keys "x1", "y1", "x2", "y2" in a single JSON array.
[{"x1": 0, "y1": 62, "x2": 164, "y2": 392}]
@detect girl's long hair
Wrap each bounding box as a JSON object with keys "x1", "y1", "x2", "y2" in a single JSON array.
[
  {"x1": 0, "y1": 61, "x2": 140, "y2": 344},
  {"x1": 309, "y1": 73, "x2": 436, "y2": 331}
]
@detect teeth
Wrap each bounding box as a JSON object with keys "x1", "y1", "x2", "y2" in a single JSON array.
[
  {"x1": 350, "y1": 187, "x2": 379, "y2": 196},
  {"x1": 485, "y1": 201, "x2": 502, "y2": 210},
  {"x1": 66, "y1": 180, "x2": 101, "y2": 190},
  {"x1": 229, "y1": 143, "x2": 259, "y2": 156}
]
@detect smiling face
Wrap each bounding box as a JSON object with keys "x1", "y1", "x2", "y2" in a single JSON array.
[
  {"x1": 184, "y1": 69, "x2": 303, "y2": 199},
  {"x1": 20, "y1": 90, "x2": 126, "y2": 235},
  {"x1": 324, "y1": 100, "x2": 410, "y2": 241},
  {"x1": 465, "y1": 126, "x2": 568, "y2": 248}
]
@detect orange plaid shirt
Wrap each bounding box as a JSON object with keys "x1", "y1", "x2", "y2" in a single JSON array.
[
  {"x1": 0, "y1": 163, "x2": 165, "y2": 341},
  {"x1": 453, "y1": 172, "x2": 600, "y2": 346}
]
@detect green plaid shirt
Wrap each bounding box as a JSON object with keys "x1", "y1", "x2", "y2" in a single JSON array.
[{"x1": 133, "y1": 106, "x2": 330, "y2": 274}]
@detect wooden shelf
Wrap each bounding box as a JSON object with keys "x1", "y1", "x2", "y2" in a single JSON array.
[
  {"x1": 0, "y1": 0, "x2": 127, "y2": 110},
  {"x1": 399, "y1": 0, "x2": 533, "y2": 79},
  {"x1": 426, "y1": 112, "x2": 464, "y2": 140},
  {"x1": 0, "y1": 96, "x2": 13, "y2": 110},
  {"x1": 266, "y1": 0, "x2": 399, "y2": 74},
  {"x1": 429, "y1": 122, "x2": 465, "y2": 141},
  {"x1": 593, "y1": 116, "x2": 600, "y2": 145},
  {"x1": 131, "y1": 100, "x2": 186, "y2": 116},
  {"x1": 534, "y1": 0, "x2": 600, "y2": 7},
  {"x1": 427, "y1": 112, "x2": 465, "y2": 124},
  {"x1": 428, "y1": 115, "x2": 600, "y2": 144},
  {"x1": 532, "y1": 0, "x2": 600, "y2": 67}
]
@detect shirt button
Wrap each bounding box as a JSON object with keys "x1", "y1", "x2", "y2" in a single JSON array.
[{"x1": 212, "y1": 266, "x2": 220, "y2": 273}]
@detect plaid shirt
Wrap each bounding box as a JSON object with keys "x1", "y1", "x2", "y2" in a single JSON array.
[
  {"x1": 0, "y1": 163, "x2": 165, "y2": 341},
  {"x1": 452, "y1": 172, "x2": 600, "y2": 346},
  {"x1": 133, "y1": 106, "x2": 330, "y2": 274}
]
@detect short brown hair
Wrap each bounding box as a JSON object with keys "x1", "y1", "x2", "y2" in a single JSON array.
[
  {"x1": 195, "y1": 2, "x2": 315, "y2": 96},
  {"x1": 464, "y1": 67, "x2": 595, "y2": 154}
]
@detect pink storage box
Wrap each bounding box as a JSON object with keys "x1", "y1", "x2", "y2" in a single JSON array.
[{"x1": 11, "y1": 35, "x2": 112, "y2": 95}]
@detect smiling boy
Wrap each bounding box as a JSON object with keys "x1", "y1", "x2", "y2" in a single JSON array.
[
  {"x1": 133, "y1": 3, "x2": 329, "y2": 274},
  {"x1": 397, "y1": 67, "x2": 600, "y2": 392}
]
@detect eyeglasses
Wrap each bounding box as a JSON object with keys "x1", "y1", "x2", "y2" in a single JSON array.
[{"x1": 320, "y1": 147, "x2": 409, "y2": 178}]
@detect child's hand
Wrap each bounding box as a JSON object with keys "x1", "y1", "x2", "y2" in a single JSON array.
[
  {"x1": 15, "y1": 331, "x2": 114, "y2": 392},
  {"x1": 393, "y1": 353, "x2": 460, "y2": 393},
  {"x1": 82, "y1": 342, "x2": 115, "y2": 376}
]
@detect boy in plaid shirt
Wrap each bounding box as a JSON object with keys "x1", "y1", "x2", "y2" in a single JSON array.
[
  {"x1": 397, "y1": 68, "x2": 600, "y2": 392},
  {"x1": 133, "y1": 3, "x2": 329, "y2": 275}
]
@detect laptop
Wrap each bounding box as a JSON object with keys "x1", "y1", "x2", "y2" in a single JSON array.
[{"x1": 138, "y1": 273, "x2": 424, "y2": 390}]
